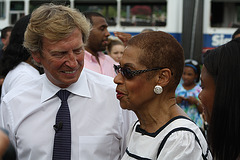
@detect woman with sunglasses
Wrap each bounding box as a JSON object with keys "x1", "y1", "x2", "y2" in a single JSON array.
[
  {"x1": 114, "y1": 31, "x2": 212, "y2": 159},
  {"x1": 199, "y1": 38, "x2": 240, "y2": 160},
  {"x1": 175, "y1": 59, "x2": 203, "y2": 129}
]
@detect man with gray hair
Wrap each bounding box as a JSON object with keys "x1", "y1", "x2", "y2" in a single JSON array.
[{"x1": 0, "y1": 3, "x2": 136, "y2": 160}]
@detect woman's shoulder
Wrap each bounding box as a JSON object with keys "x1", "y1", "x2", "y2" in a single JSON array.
[
  {"x1": 162, "y1": 116, "x2": 202, "y2": 135},
  {"x1": 157, "y1": 116, "x2": 211, "y2": 159}
]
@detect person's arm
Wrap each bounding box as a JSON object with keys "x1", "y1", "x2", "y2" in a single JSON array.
[
  {"x1": 186, "y1": 96, "x2": 203, "y2": 113},
  {"x1": 176, "y1": 96, "x2": 185, "y2": 104},
  {"x1": 0, "y1": 78, "x2": 4, "y2": 86},
  {"x1": 0, "y1": 130, "x2": 9, "y2": 158},
  {"x1": 0, "y1": 128, "x2": 16, "y2": 160}
]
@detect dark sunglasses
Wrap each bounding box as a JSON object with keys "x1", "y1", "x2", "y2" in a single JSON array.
[{"x1": 114, "y1": 64, "x2": 168, "y2": 79}]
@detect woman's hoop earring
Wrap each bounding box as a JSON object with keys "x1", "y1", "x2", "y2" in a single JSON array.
[{"x1": 154, "y1": 85, "x2": 163, "y2": 94}]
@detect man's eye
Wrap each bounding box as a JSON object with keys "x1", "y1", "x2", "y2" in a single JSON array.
[
  {"x1": 73, "y1": 49, "x2": 84, "y2": 54},
  {"x1": 52, "y1": 52, "x2": 65, "y2": 57}
]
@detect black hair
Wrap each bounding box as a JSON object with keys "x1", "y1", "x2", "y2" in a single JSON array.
[
  {"x1": 184, "y1": 59, "x2": 201, "y2": 83},
  {"x1": 203, "y1": 38, "x2": 240, "y2": 160},
  {"x1": 82, "y1": 11, "x2": 105, "y2": 24},
  {"x1": 232, "y1": 28, "x2": 240, "y2": 40},
  {"x1": 0, "y1": 15, "x2": 38, "y2": 77},
  {"x1": 1, "y1": 26, "x2": 13, "y2": 39}
]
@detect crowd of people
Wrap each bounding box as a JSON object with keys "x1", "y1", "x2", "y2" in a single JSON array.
[{"x1": 0, "y1": 3, "x2": 239, "y2": 160}]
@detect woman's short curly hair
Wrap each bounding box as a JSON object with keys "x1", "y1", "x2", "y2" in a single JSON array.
[{"x1": 127, "y1": 31, "x2": 184, "y2": 91}]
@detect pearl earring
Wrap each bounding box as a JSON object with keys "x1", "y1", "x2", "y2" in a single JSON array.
[{"x1": 154, "y1": 85, "x2": 163, "y2": 94}]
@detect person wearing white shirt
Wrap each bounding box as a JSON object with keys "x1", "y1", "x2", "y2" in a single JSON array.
[
  {"x1": 0, "y1": 15, "x2": 42, "y2": 100},
  {"x1": 0, "y1": 4, "x2": 136, "y2": 160},
  {"x1": 113, "y1": 31, "x2": 212, "y2": 159},
  {"x1": 1, "y1": 62, "x2": 40, "y2": 99}
]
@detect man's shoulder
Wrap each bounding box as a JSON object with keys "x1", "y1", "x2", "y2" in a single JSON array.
[
  {"x1": 99, "y1": 52, "x2": 116, "y2": 63},
  {"x1": 2, "y1": 75, "x2": 43, "y2": 103},
  {"x1": 104, "y1": 54, "x2": 117, "y2": 64},
  {"x1": 84, "y1": 50, "x2": 91, "y2": 59}
]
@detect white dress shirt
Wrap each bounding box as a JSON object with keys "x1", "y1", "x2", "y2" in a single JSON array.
[
  {"x1": 1, "y1": 62, "x2": 40, "y2": 99},
  {"x1": 0, "y1": 68, "x2": 136, "y2": 160}
]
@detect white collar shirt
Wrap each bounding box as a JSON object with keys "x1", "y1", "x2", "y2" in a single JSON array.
[
  {"x1": 1, "y1": 62, "x2": 40, "y2": 99},
  {"x1": 0, "y1": 68, "x2": 136, "y2": 160}
]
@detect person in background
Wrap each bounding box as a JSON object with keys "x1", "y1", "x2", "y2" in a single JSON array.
[
  {"x1": 0, "y1": 128, "x2": 16, "y2": 160},
  {"x1": 232, "y1": 28, "x2": 240, "y2": 39},
  {"x1": 199, "y1": 37, "x2": 240, "y2": 160},
  {"x1": 113, "y1": 31, "x2": 132, "y2": 46},
  {"x1": 107, "y1": 38, "x2": 125, "y2": 63},
  {"x1": 83, "y1": 11, "x2": 117, "y2": 78},
  {"x1": 0, "y1": 26, "x2": 13, "y2": 95},
  {"x1": 175, "y1": 59, "x2": 203, "y2": 129},
  {"x1": 0, "y1": 4, "x2": 136, "y2": 160},
  {"x1": 0, "y1": 130, "x2": 9, "y2": 158},
  {"x1": 141, "y1": 28, "x2": 154, "y2": 33},
  {"x1": 114, "y1": 31, "x2": 211, "y2": 159},
  {"x1": 0, "y1": 15, "x2": 43, "y2": 100},
  {"x1": 0, "y1": 26, "x2": 13, "y2": 54}
]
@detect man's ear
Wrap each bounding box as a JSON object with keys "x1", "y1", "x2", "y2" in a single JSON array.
[
  {"x1": 31, "y1": 52, "x2": 41, "y2": 64},
  {"x1": 156, "y1": 68, "x2": 172, "y2": 87}
]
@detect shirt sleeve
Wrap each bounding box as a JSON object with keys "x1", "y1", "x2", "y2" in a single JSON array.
[
  {"x1": 0, "y1": 100, "x2": 17, "y2": 150},
  {"x1": 120, "y1": 109, "x2": 138, "y2": 158},
  {"x1": 157, "y1": 130, "x2": 204, "y2": 160}
]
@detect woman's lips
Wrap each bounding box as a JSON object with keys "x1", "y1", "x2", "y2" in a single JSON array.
[{"x1": 116, "y1": 90, "x2": 124, "y2": 100}]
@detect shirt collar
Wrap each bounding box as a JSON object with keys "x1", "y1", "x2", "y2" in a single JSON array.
[{"x1": 41, "y1": 68, "x2": 91, "y2": 103}]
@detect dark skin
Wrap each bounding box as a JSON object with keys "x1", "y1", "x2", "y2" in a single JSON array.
[
  {"x1": 114, "y1": 46, "x2": 189, "y2": 133},
  {"x1": 85, "y1": 16, "x2": 110, "y2": 64},
  {"x1": 0, "y1": 130, "x2": 10, "y2": 157},
  {"x1": 85, "y1": 16, "x2": 132, "y2": 64},
  {"x1": 176, "y1": 66, "x2": 203, "y2": 113}
]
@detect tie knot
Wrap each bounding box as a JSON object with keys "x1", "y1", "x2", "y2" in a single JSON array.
[{"x1": 56, "y1": 90, "x2": 71, "y2": 101}]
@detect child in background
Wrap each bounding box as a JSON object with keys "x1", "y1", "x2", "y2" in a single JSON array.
[
  {"x1": 175, "y1": 59, "x2": 203, "y2": 128},
  {"x1": 107, "y1": 38, "x2": 125, "y2": 63}
]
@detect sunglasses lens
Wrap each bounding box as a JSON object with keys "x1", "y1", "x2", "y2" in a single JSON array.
[
  {"x1": 114, "y1": 65, "x2": 134, "y2": 79},
  {"x1": 122, "y1": 68, "x2": 133, "y2": 79},
  {"x1": 114, "y1": 65, "x2": 120, "y2": 74}
]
